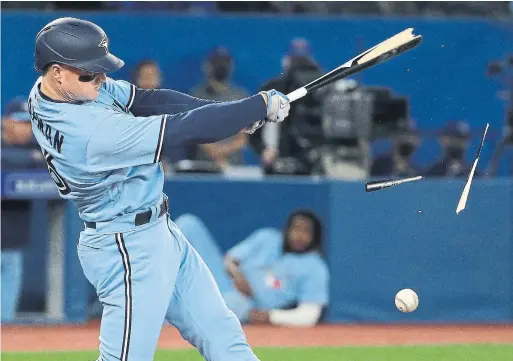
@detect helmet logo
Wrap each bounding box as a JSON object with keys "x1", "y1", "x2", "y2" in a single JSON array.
[{"x1": 98, "y1": 36, "x2": 108, "y2": 54}]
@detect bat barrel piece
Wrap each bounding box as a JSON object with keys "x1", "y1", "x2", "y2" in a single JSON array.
[
  {"x1": 365, "y1": 176, "x2": 423, "y2": 192},
  {"x1": 456, "y1": 123, "x2": 489, "y2": 214}
]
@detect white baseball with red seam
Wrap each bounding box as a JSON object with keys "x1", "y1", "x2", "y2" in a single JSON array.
[{"x1": 395, "y1": 289, "x2": 419, "y2": 313}]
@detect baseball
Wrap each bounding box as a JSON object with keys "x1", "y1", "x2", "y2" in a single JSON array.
[{"x1": 395, "y1": 288, "x2": 419, "y2": 313}]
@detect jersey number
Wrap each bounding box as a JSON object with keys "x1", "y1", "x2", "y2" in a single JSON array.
[{"x1": 43, "y1": 150, "x2": 71, "y2": 196}]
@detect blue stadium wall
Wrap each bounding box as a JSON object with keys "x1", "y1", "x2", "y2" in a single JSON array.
[{"x1": 5, "y1": 174, "x2": 512, "y2": 323}]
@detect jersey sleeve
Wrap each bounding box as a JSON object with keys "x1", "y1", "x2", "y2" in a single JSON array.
[
  {"x1": 103, "y1": 78, "x2": 222, "y2": 117},
  {"x1": 86, "y1": 109, "x2": 166, "y2": 171},
  {"x1": 130, "y1": 88, "x2": 221, "y2": 117},
  {"x1": 297, "y1": 260, "x2": 330, "y2": 305},
  {"x1": 102, "y1": 77, "x2": 136, "y2": 112},
  {"x1": 87, "y1": 94, "x2": 266, "y2": 170}
]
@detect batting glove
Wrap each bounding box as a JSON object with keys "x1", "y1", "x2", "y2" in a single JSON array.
[
  {"x1": 243, "y1": 119, "x2": 265, "y2": 134},
  {"x1": 260, "y1": 89, "x2": 290, "y2": 123}
]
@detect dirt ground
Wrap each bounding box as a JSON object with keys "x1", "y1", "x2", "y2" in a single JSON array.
[{"x1": 2, "y1": 322, "x2": 512, "y2": 352}]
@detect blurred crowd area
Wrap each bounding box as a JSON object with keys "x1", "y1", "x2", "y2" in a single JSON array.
[
  {"x1": 2, "y1": 2, "x2": 512, "y2": 179},
  {"x1": 3, "y1": 39, "x2": 512, "y2": 180},
  {"x1": 3, "y1": 1, "x2": 513, "y2": 17}
]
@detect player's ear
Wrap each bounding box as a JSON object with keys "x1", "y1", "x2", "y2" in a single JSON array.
[{"x1": 51, "y1": 64, "x2": 64, "y2": 84}]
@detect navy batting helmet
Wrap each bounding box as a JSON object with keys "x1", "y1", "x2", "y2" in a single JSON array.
[{"x1": 34, "y1": 17, "x2": 124, "y2": 73}]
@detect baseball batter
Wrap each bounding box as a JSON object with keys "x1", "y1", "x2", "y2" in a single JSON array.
[{"x1": 29, "y1": 17, "x2": 290, "y2": 361}]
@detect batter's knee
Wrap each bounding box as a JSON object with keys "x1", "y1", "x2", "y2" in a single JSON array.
[
  {"x1": 179, "y1": 310, "x2": 260, "y2": 361},
  {"x1": 210, "y1": 311, "x2": 260, "y2": 361}
]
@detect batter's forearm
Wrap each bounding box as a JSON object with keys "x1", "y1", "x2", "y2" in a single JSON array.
[
  {"x1": 202, "y1": 132, "x2": 246, "y2": 160},
  {"x1": 201, "y1": 143, "x2": 227, "y2": 162},
  {"x1": 163, "y1": 95, "x2": 267, "y2": 146}
]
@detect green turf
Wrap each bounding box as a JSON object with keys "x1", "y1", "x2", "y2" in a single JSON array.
[{"x1": 2, "y1": 345, "x2": 513, "y2": 361}]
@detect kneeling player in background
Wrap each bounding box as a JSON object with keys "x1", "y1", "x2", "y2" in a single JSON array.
[{"x1": 176, "y1": 210, "x2": 329, "y2": 327}]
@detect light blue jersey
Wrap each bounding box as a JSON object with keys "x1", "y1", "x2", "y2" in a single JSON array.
[
  {"x1": 30, "y1": 76, "x2": 268, "y2": 361},
  {"x1": 28, "y1": 77, "x2": 165, "y2": 222},
  {"x1": 228, "y1": 228, "x2": 330, "y2": 309},
  {"x1": 175, "y1": 214, "x2": 330, "y2": 323},
  {"x1": 29, "y1": 17, "x2": 279, "y2": 361}
]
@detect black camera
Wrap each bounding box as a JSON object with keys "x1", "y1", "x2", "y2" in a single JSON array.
[{"x1": 321, "y1": 84, "x2": 409, "y2": 141}]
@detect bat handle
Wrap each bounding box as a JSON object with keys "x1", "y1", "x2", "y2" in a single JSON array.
[{"x1": 286, "y1": 87, "x2": 307, "y2": 103}]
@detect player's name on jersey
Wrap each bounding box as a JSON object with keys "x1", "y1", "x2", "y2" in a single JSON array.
[
  {"x1": 29, "y1": 98, "x2": 65, "y2": 154},
  {"x1": 2, "y1": 171, "x2": 59, "y2": 199}
]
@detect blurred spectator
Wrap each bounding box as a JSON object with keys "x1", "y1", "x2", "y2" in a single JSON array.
[
  {"x1": 175, "y1": 210, "x2": 329, "y2": 327},
  {"x1": 487, "y1": 109, "x2": 513, "y2": 177},
  {"x1": 2, "y1": 1, "x2": 510, "y2": 16},
  {"x1": 251, "y1": 38, "x2": 324, "y2": 175},
  {"x1": 267, "y1": 1, "x2": 511, "y2": 17},
  {"x1": 1, "y1": 97, "x2": 45, "y2": 322},
  {"x1": 425, "y1": 121, "x2": 476, "y2": 177},
  {"x1": 217, "y1": 2, "x2": 273, "y2": 13},
  {"x1": 490, "y1": 146, "x2": 513, "y2": 176},
  {"x1": 269, "y1": 1, "x2": 381, "y2": 15},
  {"x1": 1, "y1": 1, "x2": 56, "y2": 10},
  {"x1": 105, "y1": 1, "x2": 217, "y2": 13},
  {"x1": 190, "y1": 47, "x2": 249, "y2": 170},
  {"x1": 370, "y1": 121, "x2": 421, "y2": 177},
  {"x1": 132, "y1": 60, "x2": 162, "y2": 89}
]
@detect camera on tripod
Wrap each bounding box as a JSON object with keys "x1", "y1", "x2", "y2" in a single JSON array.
[
  {"x1": 312, "y1": 80, "x2": 409, "y2": 179},
  {"x1": 321, "y1": 81, "x2": 409, "y2": 141}
]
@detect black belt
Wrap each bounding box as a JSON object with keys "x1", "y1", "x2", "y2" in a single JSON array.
[{"x1": 85, "y1": 197, "x2": 169, "y2": 229}]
